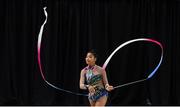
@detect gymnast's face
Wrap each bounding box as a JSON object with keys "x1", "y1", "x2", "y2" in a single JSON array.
[{"x1": 86, "y1": 52, "x2": 96, "y2": 66}]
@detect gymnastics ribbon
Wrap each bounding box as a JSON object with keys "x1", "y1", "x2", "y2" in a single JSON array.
[
  {"x1": 102, "y1": 38, "x2": 163, "y2": 89},
  {"x1": 37, "y1": 7, "x2": 163, "y2": 96},
  {"x1": 37, "y1": 7, "x2": 88, "y2": 96}
]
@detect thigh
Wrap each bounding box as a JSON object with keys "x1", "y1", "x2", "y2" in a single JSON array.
[
  {"x1": 95, "y1": 95, "x2": 108, "y2": 106},
  {"x1": 89, "y1": 99, "x2": 95, "y2": 107}
]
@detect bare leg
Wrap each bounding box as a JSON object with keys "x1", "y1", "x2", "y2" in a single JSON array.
[
  {"x1": 95, "y1": 95, "x2": 108, "y2": 106},
  {"x1": 89, "y1": 99, "x2": 95, "y2": 107}
]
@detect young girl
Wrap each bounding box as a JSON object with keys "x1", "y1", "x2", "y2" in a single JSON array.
[{"x1": 80, "y1": 50, "x2": 113, "y2": 106}]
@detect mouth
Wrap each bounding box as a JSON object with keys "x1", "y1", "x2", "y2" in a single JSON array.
[{"x1": 86, "y1": 60, "x2": 91, "y2": 63}]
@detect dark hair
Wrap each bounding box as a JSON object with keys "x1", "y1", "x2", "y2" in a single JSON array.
[{"x1": 87, "y1": 49, "x2": 98, "y2": 58}]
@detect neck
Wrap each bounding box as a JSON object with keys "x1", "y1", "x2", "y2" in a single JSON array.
[
  {"x1": 88, "y1": 64, "x2": 95, "y2": 67},
  {"x1": 88, "y1": 64, "x2": 95, "y2": 69}
]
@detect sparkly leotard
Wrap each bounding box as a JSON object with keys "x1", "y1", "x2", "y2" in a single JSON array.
[{"x1": 84, "y1": 65, "x2": 108, "y2": 101}]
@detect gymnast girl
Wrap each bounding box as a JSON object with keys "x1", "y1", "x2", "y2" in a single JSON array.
[{"x1": 80, "y1": 50, "x2": 114, "y2": 106}]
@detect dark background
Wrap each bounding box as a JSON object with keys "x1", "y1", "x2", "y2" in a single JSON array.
[{"x1": 1, "y1": 0, "x2": 180, "y2": 105}]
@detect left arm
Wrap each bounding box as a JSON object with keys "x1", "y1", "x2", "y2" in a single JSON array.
[
  {"x1": 102, "y1": 69, "x2": 109, "y2": 86},
  {"x1": 102, "y1": 68, "x2": 114, "y2": 91}
]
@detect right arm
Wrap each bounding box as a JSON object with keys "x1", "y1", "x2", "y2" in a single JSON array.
[
  {"x1": 79, "y1": 70, "x2": 95, "y2": 94},
  {"x1": 79, "y1": 70, "x2": 88, "y2": 90}
]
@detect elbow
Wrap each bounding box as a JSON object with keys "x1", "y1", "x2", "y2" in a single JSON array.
[
  {"x1": 79, "y1": 84, "x2": 83, "y2": 89},
  {"x1": 80, "y1": 84, "x2": 85, "y2": 89}
]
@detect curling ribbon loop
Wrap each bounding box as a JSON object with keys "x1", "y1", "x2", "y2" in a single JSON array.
[{"x1": 102, "y1": 38, "x2": 163, "y2": 89}]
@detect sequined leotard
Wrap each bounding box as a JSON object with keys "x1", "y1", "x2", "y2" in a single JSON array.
[{"x1": 84, "y1": 65, "x2": 108, "y2": 101}]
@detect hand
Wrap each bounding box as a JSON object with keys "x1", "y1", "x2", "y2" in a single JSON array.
[
  {"x1": 105, "y1": 84, "x2": 114, "y2": 91},
  {"x1": 88, "y1": 85, "x2": 95, "y2": 95}
]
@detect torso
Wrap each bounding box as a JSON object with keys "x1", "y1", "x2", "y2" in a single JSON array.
[
  {"x1": 84, "y1": 65, "x2": 104, "y2": 87},
  {"x1": 83, "y1": 65, "x2": 108, "y2": 101}
]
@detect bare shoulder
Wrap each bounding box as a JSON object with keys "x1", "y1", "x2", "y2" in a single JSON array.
[{"x1": 81, "y1": 67, "x2": 87, "y2": 74}]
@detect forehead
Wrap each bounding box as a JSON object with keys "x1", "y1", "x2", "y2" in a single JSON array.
[{"x1": 86, "y1": 52, "x2": 94, "y2": 57}]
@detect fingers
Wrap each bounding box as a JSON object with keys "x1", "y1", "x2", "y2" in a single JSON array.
[
  {"x1": 88, "y1": 86, "x2": 95, "y2": 94},
  {"x1": 106, "y1": 85, "x2": 114, "y2": 91}
]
